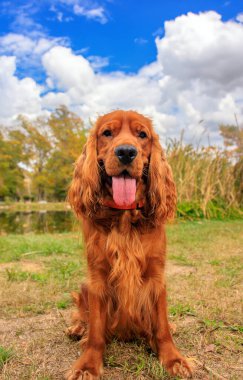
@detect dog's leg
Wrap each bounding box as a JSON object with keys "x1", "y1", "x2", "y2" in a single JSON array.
[
  {"x1": 66, "y1": 291, "x2": 106, "y2": 380},
  {"x1": 67, "y1": 284, "x2": 89, "y2": 340},
  {"x1": 154, "y1": 287, "x2": 192, "y2": 378}
]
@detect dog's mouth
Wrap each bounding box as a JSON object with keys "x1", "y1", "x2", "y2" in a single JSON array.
[
  {"x1": 111, "y1": 170, "x2": 136, "y2": 206},
  {"x1": 99, "y1": 162, "x2": 148, "y2": 207}
]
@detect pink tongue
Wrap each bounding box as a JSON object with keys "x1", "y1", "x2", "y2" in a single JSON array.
[{"x1": 112, "y1": 176, "x2": 136, "y2": 206}]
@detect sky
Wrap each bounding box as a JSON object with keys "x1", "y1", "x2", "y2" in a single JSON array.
[{"x1": 0, "y1": 0, "x2": 243, "y2": 144}]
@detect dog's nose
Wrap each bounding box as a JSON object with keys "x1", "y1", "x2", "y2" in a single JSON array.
[{"x1": 114, "y1": 144, "x2": 138, "y2": 165}]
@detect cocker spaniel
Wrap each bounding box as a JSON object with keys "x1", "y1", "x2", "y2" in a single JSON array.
[{"x1": 67, "y1": 110, "x2": 192, "y2": 379}]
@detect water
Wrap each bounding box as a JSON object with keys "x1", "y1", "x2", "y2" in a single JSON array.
[{"x1": 0, "y1": 210, "x2": 77, "y2": 234}]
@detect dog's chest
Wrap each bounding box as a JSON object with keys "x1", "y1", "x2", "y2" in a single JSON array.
[{"x1": 105, "y1": 228, "x2": 149, "y2": 308}]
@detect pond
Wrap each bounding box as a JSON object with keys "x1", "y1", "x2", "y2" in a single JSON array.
[{"x1": 0, "y1": 211, "x2": 78, "y2": 234}]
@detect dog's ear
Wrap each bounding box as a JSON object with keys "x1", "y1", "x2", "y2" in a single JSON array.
[
  {"x1": 68, "y1": 129, "x2": 100, "y2": 217},
  {"x1": 148, "y1": 132, "x2": 177, "y2": 224}
]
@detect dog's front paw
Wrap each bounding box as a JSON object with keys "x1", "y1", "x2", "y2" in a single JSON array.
[
  {"x1": 165, "y1": 356, "x2": 192, "y2": 378},
  {"x1": 66, "y1": 369, "x2": 100, "y2": 380},
  {"x1": 160, "y1": 346, "x2": 193, "y2": 379},
  {"x1": 65, "y1": 349, "x2": 103, "y2": 380}
]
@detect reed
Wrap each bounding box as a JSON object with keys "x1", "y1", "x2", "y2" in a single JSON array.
[{"x1": 166, "y1": 139, "x2": 242, "y2": 219}]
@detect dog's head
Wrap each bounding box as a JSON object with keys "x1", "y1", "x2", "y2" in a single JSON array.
[{"x1": 68, "y1": 110, "x2": 176, "y2": 224}]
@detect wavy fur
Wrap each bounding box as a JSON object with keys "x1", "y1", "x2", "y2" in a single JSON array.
[{"x1": 66, "y1": 110, "x2": 192, "y2": 380}]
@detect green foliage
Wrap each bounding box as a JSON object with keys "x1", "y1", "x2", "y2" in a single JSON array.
[
  {"x1": 167, "y1": 137, "x2": 243, "y2": 219},
  {"x1": 0, "y1": 131, "x2": 27, "y2": 200},
  {"x1": 169, "y1": 303, "x2": 195, "y2": 317},
  {"x1": 0, "y1": 106, "x2": 86, "y2": 202},
  {"x1": 0, "y1": 109, "x2": 242, "y2": 219},
  {"x1": 6, "y1": 269, "x2": 48, "y2": 283},
  {"x1": 56, "y1": 299, "x2": 71, "y2": 309},
  {"x1": 0, "y1": 346, "x2": 14, "y2": 369},
  {"x1": 44, "y1": 106, "x2": 87, "y2": 200}
]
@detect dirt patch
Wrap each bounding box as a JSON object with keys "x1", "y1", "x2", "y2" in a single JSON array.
[
  {"x1": 0, "y1": 310, "x2": 76, "y2": 380},
  {"x1": 1, "y1": 309, "x2": 240, "y2": 380},
  {"x1": 166, "y1": 262, "x2": 196, "y2": 276},
  {"x1": 0, "y1": 261, "x2": 43, "y2": 273}
]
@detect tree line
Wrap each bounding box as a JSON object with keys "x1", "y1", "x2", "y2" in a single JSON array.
[
  {"x1": 0, "y1": 106, "x2": 242, "y2": 217},
  {"x1": 0, "y1": 106, "x2": 86, "y2": 201}
]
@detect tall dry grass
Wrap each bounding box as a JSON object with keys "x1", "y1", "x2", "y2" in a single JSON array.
[{"x1": 166, "y1": 139, "x2": 242, "y2": 219}]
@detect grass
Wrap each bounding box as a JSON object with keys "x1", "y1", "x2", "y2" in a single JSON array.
[
  {"x1": 0, "y1": 232, "x2": 83, "y2": 262},
  {"x1": 0, "y1": 220, "x2": 242, "y2": 379},
  {"x1": 0, "y1": 347, "x2": 14, "y2": 370},
  {"x1": 167, "y1": 139, "x2": 243, "y2": 219}
]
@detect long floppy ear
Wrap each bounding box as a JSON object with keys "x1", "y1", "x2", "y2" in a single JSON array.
[
  {"x1": 148, "y1": 133, "x2": 177, "y2": 224},
  {"x1": 68, "y1": 129, "x2": 100, "y2": 217}
]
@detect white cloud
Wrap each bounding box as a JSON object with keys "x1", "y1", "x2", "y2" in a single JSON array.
[
  {"x1": 1, "y1": 11, "x2": 243, "y2": 144},
  {"x1": 42, "y1": 46, "x2": 95, "y2": 92},
  {"x1": 0, "y1": 34, "x2": 34, "y2": 55},
  {"x1": 73, "y1": 4, "x2": 108, "y2": 23},
  {"x1": 0, "y1": 56, "x2": 42, "y2": 124},
  {"x1": 54, "y1": 0, "x2": 109, "y2": 24},
  {"x1": 7, "y1": 4, "x2": 44, "y2": 37},
  {"x1": 153, "y1": 11, "x2": 243, "y2": 139},
  {"x1": 236, "y1": 13, "x2": 243, "y2": 23},
  {"x1": 87, "y1": 55, "x2": 110, "y2": 70},
  {"x1": 0, "y1": 33, "x2": 68, "y2": 57},
  {"x1": 156, "y1": 11, "x2": 243, "y2": 88},
  {"x1": 41, "y1": 47, "x2": 165, "y2": 124}
]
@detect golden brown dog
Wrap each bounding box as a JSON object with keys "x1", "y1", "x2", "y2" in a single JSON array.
[{"x1": 67, "y1": 110, "x2": 192, "y2": 379}]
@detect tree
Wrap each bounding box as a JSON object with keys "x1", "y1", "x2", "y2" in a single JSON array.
[
  {"x1": 0, "y1": 106, "x2": 87, "y2": 201},
  {"x1": 0, "y1": 130, "x2": 27, "y2": 200},
  {"x1": 45, "y1": 106, "x2": 87, "y2": 200},
  {"x1": 18, "y1": 116, "x2": 52, "y2": 201}
]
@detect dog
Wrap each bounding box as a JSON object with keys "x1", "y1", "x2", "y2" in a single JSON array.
[{"x1": 67, "y1": 110, "x2": 192, "y2": 379}]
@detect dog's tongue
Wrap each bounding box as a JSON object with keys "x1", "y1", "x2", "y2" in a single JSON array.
[{"x1": 112, "y1": 176, "x2": 136, "y2": 206}]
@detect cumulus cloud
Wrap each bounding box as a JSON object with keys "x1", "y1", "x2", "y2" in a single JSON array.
[
  {"x1": 156, "y1": 11, "x2": 243, "y2": 88},
  {"x1": 42, "y1": 46, "x2": 95, "y2": 92},
  {"x1": 0, "y1": 56, "x2": 42, "y2": 124},
  {"x1": 154, "y1": 11, "x2": 243, "y2": 139},
  {"x1": 1, "y1": 11, "x2": 243, "y2": 144},
  {"x1": 41, "y1": 47, "x2": 166, "y2": 128}
]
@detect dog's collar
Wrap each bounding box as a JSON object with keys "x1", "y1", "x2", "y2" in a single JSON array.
[{"x1": 102, "y1": 199, "x2": 145, "y2": 210}]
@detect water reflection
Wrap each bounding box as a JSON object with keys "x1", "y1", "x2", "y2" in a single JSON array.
[{"x1": 0, "y1": 211, "x2": 77, "y2": 234}]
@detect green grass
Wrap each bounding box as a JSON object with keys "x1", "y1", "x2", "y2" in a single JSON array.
[
  {"x1": 0, "y1": 220, "x2": 242, "y2": 379},
  {"x1": 105, "y1": 340, "x2": 167, "y2": 378},
  {"x1": 169, "y1": 303, "x2": 195, "y2": 317},
  {"x1": 177, "y1": 200, "x2": 243, "y2": 220},
  {"x1": 0, "y1": 232, "x2": 83, "y2": 263},
  {"x1": 0, "y1": 346, "x2": 14, "y2": 369}
]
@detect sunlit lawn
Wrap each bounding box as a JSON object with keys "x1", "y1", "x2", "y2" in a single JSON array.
[{"x1": 0, "y1": 220, "x2": 242, "y2": 379}]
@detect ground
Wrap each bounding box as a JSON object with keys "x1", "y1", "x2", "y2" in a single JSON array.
[{"x1": 0, "y1": 221, "x2": 242, "y2": 380}]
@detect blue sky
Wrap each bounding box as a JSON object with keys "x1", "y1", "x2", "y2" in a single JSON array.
[
  {"x1": 0, "y1": 0, "x2": 243, "y2": 143},
  {"x1": 1, "y1": 0, "x2": 242, "y2": 75}
]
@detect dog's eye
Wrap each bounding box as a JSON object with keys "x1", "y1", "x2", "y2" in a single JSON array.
[
  {"x1": 102, "y1": 129, "x2": 112, "y2": 137},
  {"x1": 138, "y1": 131, "x2": 147, "y2": 139}
]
